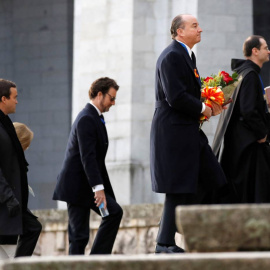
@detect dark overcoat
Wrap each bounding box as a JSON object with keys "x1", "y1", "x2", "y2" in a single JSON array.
[
  {"x1": 53, "y1": 103, "x2": 115, "y2": 206},
  {"x1": 150, "y1": 40, "x2": 225, "y2": 194},
  {"x1": 0, "y1": 110, "x2": 29, "y2": 241}
]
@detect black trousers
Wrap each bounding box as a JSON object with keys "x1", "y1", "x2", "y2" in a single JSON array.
[
  {"x1": 67, "y1": 193, "x2": 123, "y2": 255},
  {"x1": 15, "y1": 210, "x2": 42, "y2": 257},
  {"x1": 157, "y1": 135, "x2": 226, "y2": 246}
]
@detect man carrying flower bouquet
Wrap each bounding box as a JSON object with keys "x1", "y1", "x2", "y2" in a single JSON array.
[
  {"x1": 150, "y1": 14, "x2": 227, "y2": 254},
  {"x1": 213, "y1": 35, "x2": 270, "y2": 203}
]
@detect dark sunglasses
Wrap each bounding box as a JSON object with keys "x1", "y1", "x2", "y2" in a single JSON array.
[{"x1": 106, "y1": 93, "x2": 116, "y2": 101}]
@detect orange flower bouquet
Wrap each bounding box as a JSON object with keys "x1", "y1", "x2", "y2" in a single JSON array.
[{"x1": 200, "y1": 71, "x2": 240, "y2": 125}]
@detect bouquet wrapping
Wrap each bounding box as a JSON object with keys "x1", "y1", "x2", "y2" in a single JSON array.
[{"x1": 200, "y1": 71, "x2": 241, "y2": 124}]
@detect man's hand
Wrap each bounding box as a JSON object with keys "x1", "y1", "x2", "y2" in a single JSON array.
[
  {"x1": 211, "y1": 101, "x2": 224, "y2": 116},
  {"x1": 202, "y1": 105, "x2": 212, "y2": 119},
  {"x1": 257, "y1": 135, "x2": 267, "y2": 144},
  {"x1": 6, "y1": 196, "x2": 20, "y2": 217},
  {"x1": 94, "y1": 190, "x2": 107, "y2": 209}
]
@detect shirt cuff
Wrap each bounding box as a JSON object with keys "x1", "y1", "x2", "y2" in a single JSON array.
[
  {"x1": 201, "y1": 103, "x2": 206, "y2": 113},
  {"x1": 92, "y1": 184, "x2": 104, "y2": 192}
]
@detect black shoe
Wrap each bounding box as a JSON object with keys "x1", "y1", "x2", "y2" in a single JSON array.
[{"x1": 155, "y1": 244, "x2": 185, "y2": 254}]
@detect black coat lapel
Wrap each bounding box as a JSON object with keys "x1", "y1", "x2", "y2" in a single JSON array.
[
  {"x1": 173, "y1": 40, "x2": 201, "y2": 88},
  {"x1": 85, "y1": 104, "x2": 108, "y2": 153}
]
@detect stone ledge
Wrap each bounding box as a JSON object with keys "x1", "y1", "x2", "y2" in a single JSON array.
[
  {"x1": 33, "y1": 203, "x2": 163, "y2": 231},
  {"x1": 176, "y1": 204, "x2": 270, "y2": 252},
  {"x1": 30, "y1": 204, "x2": 186, "y2": 255},
  {"x1": 1, "y1": 253, "x2": 270, "y2": 270}
]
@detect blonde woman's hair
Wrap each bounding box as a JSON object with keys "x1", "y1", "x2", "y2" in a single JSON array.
[{"x1": 13, "y1": 122, "x2": 34, "y2": 151}]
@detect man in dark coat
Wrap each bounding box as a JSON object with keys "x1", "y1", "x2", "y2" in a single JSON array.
[
  {"x1": 150, "y1": 14, "x2": 227, "y2": 253},
  {"x1": 53, "y1": 77, "x2": 123, "y2": 255},
  {"x1": 0, "y1": 79, "x2": 42, "y2": 257},
  {"x1": 212, "y1": 35, "x2": 270, "y2": 203}
]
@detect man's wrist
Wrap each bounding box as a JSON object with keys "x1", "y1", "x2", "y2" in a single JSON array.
[
  {"x1": 201, "y1": 103, "x2": 206, "y2": 113},
  {"x1": 92, "y1": 184, "x2": 104, "y2": 192}
]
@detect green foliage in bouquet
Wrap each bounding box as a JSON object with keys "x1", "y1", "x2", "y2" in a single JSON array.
[{"x1": 201, "y1": 71, "x2": 240, "y2": 102}]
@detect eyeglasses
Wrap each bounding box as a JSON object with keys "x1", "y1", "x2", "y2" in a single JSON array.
[{"x1": 106, "y1": 93, "x2": 116, "y2": 102}]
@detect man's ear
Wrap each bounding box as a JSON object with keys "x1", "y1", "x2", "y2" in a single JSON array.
[
  {"x1": 252, "y1": 47, "x2": 259, "y2": 55},
  {"x1": 97, "y1": 91, "x2": 103, "y2": 99},
  {"x1": 177, "y1": 27, "x2": 184, "y2": 37},
  {"x1": 0, "y1": 96, "x2": 6, "y2": 103}
]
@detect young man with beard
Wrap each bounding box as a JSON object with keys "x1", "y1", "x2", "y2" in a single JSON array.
[{"x1": 53, "y1": 77, "x2": 123, "y2": 255}]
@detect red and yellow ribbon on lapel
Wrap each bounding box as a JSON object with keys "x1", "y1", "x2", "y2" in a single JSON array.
[{"x1": 194, "y1": 69, "x2": 199, "y2": 78}]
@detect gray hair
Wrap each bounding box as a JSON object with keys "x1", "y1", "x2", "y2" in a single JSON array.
[{"x1": 170, "y1": 15, "x2": 186, "y2": 39}]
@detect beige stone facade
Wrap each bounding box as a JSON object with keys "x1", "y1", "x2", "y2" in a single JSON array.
[{"x1": 32, "y1": 204, "x2": 183, "y2": 256}]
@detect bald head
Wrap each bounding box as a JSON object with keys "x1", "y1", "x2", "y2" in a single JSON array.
[
  {"x1": 171, "y1": 14, "x2": 202, "y2": 48},
  {"x1": 171, "y1": 15, "x2": 197, "y2": 39},
  {"x1": 243, "y1": 35, "x2": 264, "y2": 57}
]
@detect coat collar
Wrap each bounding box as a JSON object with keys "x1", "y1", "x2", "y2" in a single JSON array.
[
  {"x1": 172, "y1": 40, "x2": 201, "y2": 87},
  {"x1": 85, "y1": 103, "x2": 99, "y2": 115}
]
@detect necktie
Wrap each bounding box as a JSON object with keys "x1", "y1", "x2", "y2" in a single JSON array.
[
  {"x1": 191, "y1": 52, "x2": 201, "y2": 87},
  {"x1": 191, "y1": 52, "x2": 196, "y2": 66},
  {"x1": 100, "y1": 114, "x2": 105, "y2": 124}
]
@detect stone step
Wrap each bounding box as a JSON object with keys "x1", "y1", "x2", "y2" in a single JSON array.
[
  {"x1": 176, "y1": 204, "x2": 270, "y2": 252},
  {"x1": 1, "y1": 253, "x2": 270, "y2": 270}
]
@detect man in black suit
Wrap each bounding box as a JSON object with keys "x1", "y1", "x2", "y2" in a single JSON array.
[
  {"x1": 0, "y1": 79, "x2": 42, "y2": 257},
  {"x1": 150, "y1": 14, "x2": 227, "y2": 253},
  {"x1": 53, "y1": 77, "x2": 123, "y2": 255},
  {"x1": 212, "y1": 35, "x2": 270, "y2": 203}
]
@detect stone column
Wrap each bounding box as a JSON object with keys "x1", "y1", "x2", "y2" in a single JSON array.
[{"x1": 72, "y1": 0, "x2": 133, "y2": 205}]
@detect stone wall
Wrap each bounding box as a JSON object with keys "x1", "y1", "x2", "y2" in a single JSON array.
[
  {"x1": 0, "y1": 0, "x2": 74, "y2": 209},
  {"x1": 3, "y1": 204, "x2": 270, "y2": 269},
  {"x1": 31, "y1": 204, "x2": 183, "y2": 256}
]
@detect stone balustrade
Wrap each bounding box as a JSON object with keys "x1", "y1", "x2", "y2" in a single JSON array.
[
  {"x1": 2, "y1": 203, "x2": 270, "y2": 269},
  {"x1": 32, "y1": 203, "x2": 184, "y2": 256}
]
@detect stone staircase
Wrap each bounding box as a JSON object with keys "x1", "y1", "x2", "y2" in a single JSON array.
[
  {"x1": 1, "y1": 204, "x2": 270, "y2": 269},
  {"x1": 1, "y1": 253, "x2": 270, "y2": 270}
]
